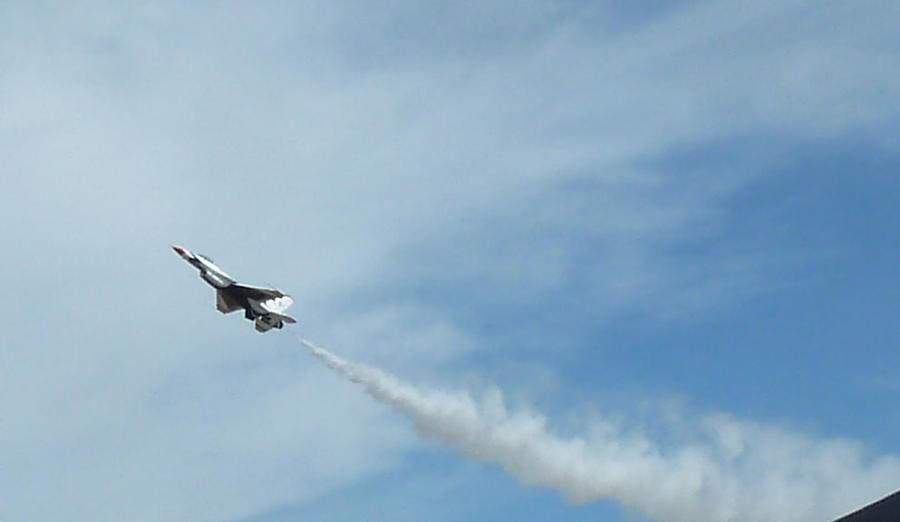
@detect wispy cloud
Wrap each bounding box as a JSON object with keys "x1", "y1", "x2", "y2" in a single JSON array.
[{"x1": 1, "y1": 1, "x2": 898, "y2": 521}]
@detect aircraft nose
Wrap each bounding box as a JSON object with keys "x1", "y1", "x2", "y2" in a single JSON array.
[{"x1": 172, "y1": 245, "x2": 186, "y2": 256}]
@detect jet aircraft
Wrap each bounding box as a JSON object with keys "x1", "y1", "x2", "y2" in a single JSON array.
[{"x1": 172, "y1": 245, "x2": 296, "y2": 332}]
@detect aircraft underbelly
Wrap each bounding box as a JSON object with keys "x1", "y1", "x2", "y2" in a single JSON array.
[{"x1": 254, "y1": 314, "x2": 282, "y2": 332}]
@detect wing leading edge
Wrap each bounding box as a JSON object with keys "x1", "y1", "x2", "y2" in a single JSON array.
[{"x1": 228, "y1": 283, "x2": 286, "y2": 301}]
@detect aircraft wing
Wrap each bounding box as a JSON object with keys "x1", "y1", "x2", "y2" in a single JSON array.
[
  {"x1": 228, "y1": 283, "x2": 296, "y2": 324},
  {"x1": 229, "y1": 283, "x2": 286, "y2": 301}
]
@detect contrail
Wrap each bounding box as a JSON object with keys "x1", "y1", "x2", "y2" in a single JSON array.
[{"x1": 298, "y1": 337, "x2": 900, "y2": 522}]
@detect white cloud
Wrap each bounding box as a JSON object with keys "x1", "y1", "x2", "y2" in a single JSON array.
[{"x1": 0, "y1": 343, "x2": 414, "y2": 522}]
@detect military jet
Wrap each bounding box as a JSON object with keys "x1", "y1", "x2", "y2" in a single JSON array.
[{"x1": 172, "y1": 245, "x2": 296, "y2": 332}]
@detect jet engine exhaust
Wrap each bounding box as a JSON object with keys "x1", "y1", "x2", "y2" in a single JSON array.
[{"x1": 297, "y1": 337, "x2": 900, "y2": 522}]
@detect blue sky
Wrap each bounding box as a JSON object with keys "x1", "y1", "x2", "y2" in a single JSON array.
[{"x1": 1, "y1": 1, "x2": 899, "y2": 521}]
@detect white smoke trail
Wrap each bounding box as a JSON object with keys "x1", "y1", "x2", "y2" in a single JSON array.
[{"x1": 299, "y1": 337, "x2": 900, "y2": 522}]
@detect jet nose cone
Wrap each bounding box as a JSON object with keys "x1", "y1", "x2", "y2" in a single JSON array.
[{"x1": 172, "y1": 245, "x2": 186, "y2": 256}]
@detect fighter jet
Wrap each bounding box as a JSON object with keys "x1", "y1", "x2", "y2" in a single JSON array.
[{"x1": 172, "y1": 245, "x2": 297, "y2": 333}]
